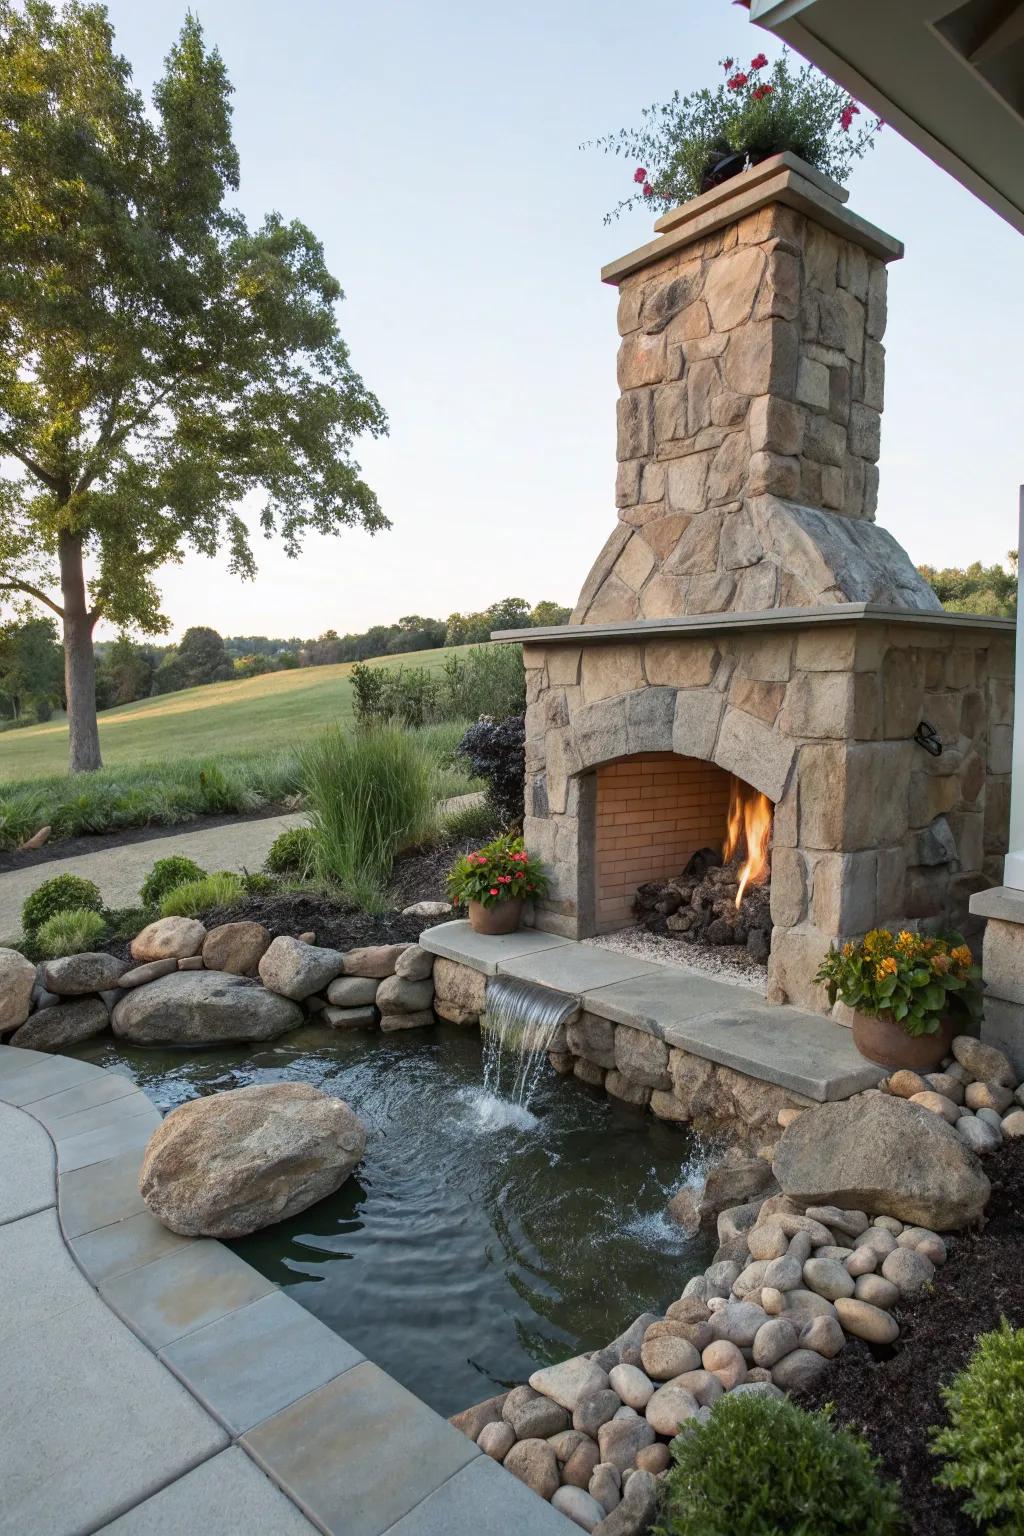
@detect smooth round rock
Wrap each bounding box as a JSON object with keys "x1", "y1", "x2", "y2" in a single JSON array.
[
  {"x1": 874, "y1": 1216, "x2": 904, "y2": 1235},
  {"x1": 645, "y1": 1385, "x2": 700, "y2": 1437},
  {"x1": 798, "y1": 1315, "x2": 845, "y2": 1359},
  {"x1": 705, "y1": 1259, "x2": 741, "y2": 1292},
  {"x1": 772, "y1": 1349, "x2": 829, "y2": 1392},
  {"x1": 552, "y1": 1486, "x2": 604, "y2": 1531},
  {"x1": 506, "y1": 1392, "x2": 569, "y2": 1440},
  {"x1": 913, "y1": 1234, "x2": 947, "y2": 1266},
  {"x1": 596, "y1": 1415, "x2": 655, "y2": 1472},
  {"x1": 130, "y1": 916, "x2": 206, "y2": 963},
  {"x1": 548, "y1": 1430, "x2": 586, "y2": 1464},
  {"x1": 709, "y1": 1302, "x2": 768, "y2": 1348},
  {"x1": 702, "y1": 1339, "x2": 747, "y2": 1389},
  {"x1": 835, "y1": 1298, "x2": 900, "y2": 1344},
  {"x1": 951, "y1": 1036, "x2": 1016, "y2": 1087},
  {"x1": 805, "y1": 1206, "x2": 869, "y2": 1239},
  {"x1": 752, "y1": 1318, "x2": 799, "y2": 1369},
  {"x1": 635, "y1": 1442, "x2": 670, "y2": 1474},
  {"x1": 607, "y1": 1364, "x2": 654, "y2": 1409},
  {"x1": 860, "y1": 1227, "x2": 899, "y2": 1257},
  {"x1": 853, "y1": 1274, "x2": 900, "y2": 1309},
  {"x1": 886, "y1": 1070, "x2": 929, "y2": 1099},
  {"x1": 957, "y1": 1114, "x2": 1003, "y2": 1154},
  {"x1": 504, "y1": 1439, "x2": 559, "y2": 1500},
  {"x1": 42, "y1": 952, "x2": 128, "y2": 996},
  {"x1": 762, "y1": 1254, "x2": 802, "y2": 1293},
  {"x1": 786, "y1": 1230, "x2": 814, "y2": 1264},
  {"x1": 670, "y1": 1369, "x2": 723, "y2": 1407},
  {"x1": 200, "y1": 922, "x2": 272, "y2": 977},
  {"x1": 706, "y1": 1295, "x2": 727, "y2": 1313},
  {"x1": 747, "y1": 1223, "x2": 789, "y2": 1261},
  {"x1": 803, "y1": 1257, "x2": 855, "y2": 1301},
  {"x1": 640, "y1": 1335, "x2": 700, "y2": 1381},
  {"x1": 11, "y1": 996, "x2": 110, "y2": 1053},
  {"x1": 783, "y1": 1290, "x2": 838, "y2": 1327},
  {"x1": 909, "y1": 1090, "x2": 959, "y2": 1124},
  {"x1": 589, "y1": 1462, "x2": 621, "y2": 1513},
  {"x1": 761, "y1": 1286, "x2": 785, "y2": 1316},
  {"x1": 976, "y1": 1107, "x2": 1006, "y2": 1133},
  {"x1": 924, "y1": 1072, "x2": 964, "y2": 1105},
  {"x1": 0, "y1": 947, "x2": 36, "y2": 1032},
  {"x1": 732, "y1": 1260, "x2": 769, "y2": 1298},
  {"x1": 881, "y1": 1246, "x2": 936, "y2": 1298},
  {"x1": 477, "y1": 1421, "x2": 515, "y2": 1460},
  {"x1": 645, "y1": 1316, "x2": 712, "y2": 1352},
  {"x1": 573, "y1": 1390, "x2": 621, "y2": 1438},
  {"x1": 966, "y1": 1080, "x2": 1014, "y2": 1113},
  {"x1": 1002, "y1": 1109, "x2": 1024, "y2": 1138},
  {"x1": 530, "y1": 1358, "x2": 609, "y2": 1413},
  {"x1": 112, "y1": 970, "x2": 302, "y2": 1046},
  {"x1": 562, "y1": 1437, "x2": 601, "y2": 1490}
]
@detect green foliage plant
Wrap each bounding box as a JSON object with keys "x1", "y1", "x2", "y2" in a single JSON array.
[
  {"x1": 0, "y1": 3, "x2": 387, "y2": 773},
  {"x1": 815, "y1": 928, "x2": 983, "y2": 1039},
  {"x1": 446, "y1": 834, "x2": 548, "y2": 910},
  {"x1": 590, "y1": 48, "x2": 882, "y2": 221},
  {"x1": 918, "y1": 555, "x2": 1018, "y2": 618},
  {"x1": 440, "y1": 797, "x2": 498, "y2": 844},
  {"x1": 35, "y1": 906, "x2": 108, "y2": 958},
  {"x1": 140, "y1": 856, "x2": 208, "y2": 908},
  {"x1": 22, "y1": 873, "x2": 104, "y2": 936},
  {"x1": 350, "y1": 646, "x2": 525, "y2": 729},
  {"x1": 654, "y1": 1392, "x2": 904, "y2": 1536},
  {"x1": 930, "y1": 1318, "x2": 1024, "y2": 1532},
  {"x1": 264, "y1": 825, "x2": 316, "y2": 878},
  {"x1": 300, "y1": 724, "x2": 439, "y2": 911},
  {"x1": 158, "y1": 871, "x2": 245, "y2": 917}
]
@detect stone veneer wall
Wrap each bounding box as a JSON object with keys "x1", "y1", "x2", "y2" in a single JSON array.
[
  {"x1": 431, "y1": 956, "x2": 814, "y2": 1145},
  {"x1": 523, "y1": 619, "x2": 1014, "y2": 1010},
  {"x1": 594, "y1": 753, "x2": 733, "y2": 931},
  {"x1": 573, "y1": 159, "x2": 940, "y2": 621}
]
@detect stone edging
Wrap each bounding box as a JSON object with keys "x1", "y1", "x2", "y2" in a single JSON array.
[{"x1": 0, "y1": 1042, "x2": 573, "y2": 1536}]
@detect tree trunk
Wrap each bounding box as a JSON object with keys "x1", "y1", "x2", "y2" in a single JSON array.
[{"x1": 59, "y1": 532, "x2": 102, "y2": 773}]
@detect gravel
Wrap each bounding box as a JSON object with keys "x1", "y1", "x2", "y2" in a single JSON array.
[{"x1": 584, "y1": 925, "x2": 767, "y2": 992}]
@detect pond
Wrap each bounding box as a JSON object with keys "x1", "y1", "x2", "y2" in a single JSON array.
[{"x1": 73, "y1": 1020, "x2": 713, "y2": 1416}]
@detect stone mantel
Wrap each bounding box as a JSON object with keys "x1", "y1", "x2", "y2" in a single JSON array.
[{"x1": 493, "y1": 603, "x2": 1017, "y2": 648}]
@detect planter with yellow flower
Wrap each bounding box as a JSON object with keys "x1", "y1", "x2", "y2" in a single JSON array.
[
  {"x1": 815, "y1": 930, "x2": 984, "y2": 1071},
  {"x1": 446, "y1": 834, "x2": 550, "y2": 936}
]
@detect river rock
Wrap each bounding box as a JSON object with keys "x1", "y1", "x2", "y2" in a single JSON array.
[
  {"x1": 771, "y1": 1348, "x2": 828, "y2": 1392},
  {"x1": 394, "y1": 944, "x2": 434, "y2": 981},
  {"x1": 0, "y1": 948, "x2": 41, "y2": 1033},
  {"x1": 607, "y1": 1365, "x2": 654, "y2": 1409},
  {"x1": 118, "y1": 958, "x2": 179, "y2": 988},
  {"x1": 846, "y1": 1246, "x2": 878, "y2": 1277},
  {"x1": 783, "y1": 1290, "x2": 838, "y2": 1328},
  {"x1": 747, "y1": 1222, "x2": 789, "y2": 1261},
  {"x1": 733, "y1": 1261, "x2": 770, "y2": 1298},
  {"x1": 804, "y1": 1205, "x2": 869, "y2": 1239},
  {"x1": 477, "y1": 1419, "x2": 515, "y2": 1460},
  {"x1": 976, "y1": 1107, "x2": 1005, "y2": 1133},
  {"x1": 530, "y1": 1357, "x2": 610, "y2": 1414},
  {"x1": 772, "y1": 1094, "x2": 991, "y2": 1229},
  {"x1": 634, "y1": 1442, "x2": 670, "y2": 1474},
  {"x1": 910, "y1": 1090, "x2": 960, "y2": 1123},
  {"x1": 327, "y1": 976, "x2": 379, "y2": 1007},
  {"x1": 562, "y1": 1436, "x2": 601, "y2": 1490},
  {"x1": 834, "y1": 1298, "x2": 900, "y2": 1344},
  {"x1": 710, "y1": 1301, "x2": 768, "y2": 1348},
  {"x1": 11, "y1": 996, "x2": 109, "y2": 1052},
  {"x1": 402, "y1": 900, "x2": 450, "y2": 920},
  {"x1": 591, "y1": 1469, "x2": 658, "y2": 1536},
  {"x1": 1003, "y1": 1110, "x2": 1024, "y2": 1138},
  {"x1": 965, "y1": 1080, "x2": 1015, "y2": 1113},
  {"x1": 379, "y1": 1009, "x2": 435, "y2": 1032},
  {"x1": 880, "y1": 1245, "x2": 935, "y2": 1298},
  {"x1": 201, "y1": 922, "x2": 272, "y2": 976},
  {"x1": 951, "y1": 1035, "x2": 1016, "y2": 1087},
  {"x1": 762, "y1": 1253, "x2": 802, "y2": 1292},
  {"x1": 925, "y1": 1073, "x2": 965, "y2": 1105},
  {"x1": 323, "y1": 1005, "x2": 377, "y2": 1029},
  {"x1": 798, "y1": 1315, "x2": 845, "y2": 1358},
  {"x1": 112, "y1": 970, "x2": 302, "y2": 1045},
  {"x1": 341, "y1": 944, "x2": 410, "y2": 979},
  {"x1": 644, "y1": 1384, "x2": 699, "y2": 1436},
  {"x1": 860, "y1": 1226, "x2": 899, "y2": 1256},
  {"x1": 130, "y1": 916, "x2": 206, "y2": 963},
  {"x1": 705, "y1": 1259, "x2": 741, "y2": 1292},
  {"x1": 505, "y1": 1390, "x2": 568, "y2": 1440},
  {"x1": 449, "y1": 1392, "x2": 507, "y2": 1439},
  {"x1": 589, "y1": 1463, "x2": 621, "y2": 1513},
  {"x1": 574, "y1": 1390, "x2": 622, "y2": 1438},
  {"x1": 597, "y1": 1414, "x2": 655, "y2": 1471},
  {"x1": 803, "y1": 1257, "x2": 855, "y2": 1301},
  {"x1": 645, "y1": 1317, "x2": 711, "y2": 1352},
  {"x1": 258, "y1": 936, "x2": 344, "y2": 1000},
  {"x1": 761, "y1": 1286, "x2": 785, "y2": 1315},
  {"x1": 956, "y1": 1115, "x2": 1003, "y2": 1154},
  {"x1": 42, "y1": 952, "x2": 128, "y2": 995},
  {"x1": 139, "y1": 1082, "x2": 366, "y2": 1238},
  {"x1": 853, "y1": 1274, "x2": 900, "y2": 1309},
  {"x1": 885, "y1": 1070, "x2": 929, "y2": 1099},
  {"x1": 553, "y1": 1486, "x2": 605, "y2": 1531},
  {"x1": 640, "y1": 1335, "x2": 700, "y2": 1380},
  {"x1": 504, "y1": 1439, "x2": 559, "y2": 1500},
  {"x1": 751, "y1": 1318, "x2": 798, "y2": 1368},
  {"x1": 702, "y1": 1339, "x2": 747, "y2": 1389},
  {"x1": 376, "y1": 974, "x2": 434, "y2": 1013}
]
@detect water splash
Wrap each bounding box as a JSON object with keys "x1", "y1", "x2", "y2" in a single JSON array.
[{"x1": 480, "y1": 976, "x2": 579, "y2": 1114}]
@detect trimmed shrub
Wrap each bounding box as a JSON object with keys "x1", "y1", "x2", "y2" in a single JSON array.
[
  {"x1": 457, "y1": 715, "x2": 525, "y2": 828},
  {"x1": 140, "y1": 856, "x2": 208, "y2": 908},
  {"x1": 22, "y1": 874, "x2": 104, "y2": 937},
  {"x1": 35, "y1": 908, "x2": 108, "y2": 959},
  {"x1": 931, "y1": 1317, "x2": 1024, "y2": 1531},
  {"x1": 265, "y1": 825, "x2": 316, "y2": 878},
  {"x1": 240, "y1": 871, "x2": 275, "y2": 896},
  {"x1": 301, "y1": 725, "x2": 438, "y2": 911},
  {"x1": 159, "y1": 872, "x2": 245, "y2": 918},
  {"x1": 654, "y1": 1393, "x2": 905, "y2": 1536}
]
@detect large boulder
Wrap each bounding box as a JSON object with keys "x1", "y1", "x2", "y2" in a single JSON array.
[
  {"x1": 0, "y1": 948, "x2": 36, "y2": 1033},
  {"x1": 201, "y1": 922, "x2": 272, "y2": 977},
  {"x1": 11, "y1": 996, "x2": 109, "y2": 1052},
  {"x1": 773, "y1": 1095, "x2": 990, "y2": 1230},
  {"x1": 258, "y1": 936, "x2": 344, "y2": 999},
  {"x1": 111, "y1": 970, "x2": 302, "y2": 1046},
  {"x1": 43, "y1": 952, "x2": 128, "y2": 996},
  {"x1": 139, "y1": 1082, "x2": 367, "y2": 1238},
  {"x1": 131, "y1": 917, "x2": 206, "y2": 963}
]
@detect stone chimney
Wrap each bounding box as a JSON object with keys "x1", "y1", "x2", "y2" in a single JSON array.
[{"x1": 573, "y1": 154, "x2": 941, "y2": 623}]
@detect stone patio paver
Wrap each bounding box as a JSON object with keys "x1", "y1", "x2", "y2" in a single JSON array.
[
  {"x1": 100, "y1": 1238, "x2": 278, "y2": 1351},
  {"x1": 95, "y1": 1447, "x2": 317, "y2": 1535},
  {"x1": 384, "y1": 1453, "x2": 578, "y2": 1535},
  {"x1": 419, "y1": 918, "x2": 573, "y2": 974},
  {"x1": 0, "y1": 1099, "x2": 53, "y2": 1224}
]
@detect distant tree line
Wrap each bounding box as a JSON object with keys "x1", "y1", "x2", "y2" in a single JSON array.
[
  {"x1": 917, "y1": 554, "x2": 1018, "y2": 618},
  {"x1": 0, "y1": 598, "x2": 571, "y2": 726}
]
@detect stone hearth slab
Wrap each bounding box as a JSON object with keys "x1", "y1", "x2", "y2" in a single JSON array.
[
  {"x1": 497, "y1": 946, "x2": 663, "y2": 992},
  {"x1": 384, "y1": 1452, "x2": 576, "y2": 1535},
  {"x1": 419, "y1": 920, "x2": 573, "y2": 975},
  {"x1": 582, "y1": 970, "x2": 885, "y2": 1100}
]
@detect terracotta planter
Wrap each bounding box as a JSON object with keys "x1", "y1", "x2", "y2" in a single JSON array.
[
  {"x1": 467, "y1": 899, "x2": 523, "y2": 936},
  {"x1": 850, "y1": 1009, "x2": 955, "y2": 1072}
]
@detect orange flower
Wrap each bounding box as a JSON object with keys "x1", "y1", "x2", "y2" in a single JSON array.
[
  {"x1": 951, "y1": 944, "x2": 973, "y2": 967},
  {"x1": 875, "y1": 956, "x2": 898, "y2": 980}
]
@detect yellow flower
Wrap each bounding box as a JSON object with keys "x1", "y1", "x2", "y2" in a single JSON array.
[
  {"x1": 896, "y1": 930, "x2": 917, "y2": 953},
  {"x1": 875, "y1": 956, "x2": 898, "y2": 981},
  {"x1": 864, "y1": 929, "x2": 887, "y2": 954},
  {"x1": 951, "y1": 944, "x2": 973, "y2": 967},
  {"x1": 841, "y1": 942, "x2": 854, "y2": 959}
]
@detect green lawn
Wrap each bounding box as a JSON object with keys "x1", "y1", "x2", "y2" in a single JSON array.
[{"x1": 0, "y1": 646, "x2": 470, "y2": 782}]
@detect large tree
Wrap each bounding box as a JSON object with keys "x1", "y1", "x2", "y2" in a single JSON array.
[{"x1": 0, "y1": 3, "x2": 388, "y2": 771}]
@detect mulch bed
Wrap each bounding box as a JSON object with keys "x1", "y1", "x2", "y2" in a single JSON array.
[
  {"x1": 0, "y1": 808, "x2": 293, "y2": 874},
  {"x1": 801, "y1": 1138, "x2": 1024, "y2": 1535}
]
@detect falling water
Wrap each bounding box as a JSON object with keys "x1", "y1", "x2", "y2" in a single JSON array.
[{"x1": 479, "y1": 976, "x2": 579, "y2": 1116}]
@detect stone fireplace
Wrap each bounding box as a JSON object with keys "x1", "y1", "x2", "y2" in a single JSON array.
[{"x1": 499, "y1": 154, "x2": 1015, "y2": 1012}]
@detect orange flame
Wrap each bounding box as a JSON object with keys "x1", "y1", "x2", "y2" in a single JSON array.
[{"x1": 723, "y1": 778, "x2": 773, "y2": 909}]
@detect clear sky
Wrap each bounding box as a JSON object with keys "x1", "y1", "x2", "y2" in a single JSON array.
[{"x1": 96, "y1": 0, "x2": 1023, "y2": 642}]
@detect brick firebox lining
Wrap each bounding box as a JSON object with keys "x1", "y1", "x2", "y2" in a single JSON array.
[{"x1": 594, "y1": 752, "x2": 734, "y2": 932}]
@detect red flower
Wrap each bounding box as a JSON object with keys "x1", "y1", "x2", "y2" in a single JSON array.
[
  {"x1": 633, "y1": 166, "x2": 647, "y2": 184},
  {"x1": 727, "y1": 72, "x2": 748, "y2": 91},
  {"x1": 722, "y1": 57, "x2": 734, "y2": 70},
  {"x1": 750, "y1": 52, "x2": 768, "y2": 69},
  {"x1": 840, "y1": 101, "x2": 860, "y2": 132},
  {"x1": 489, "y1": 887, "x2": 498, "y2": 896},
  {"x1": 642, "y1": 182, "x2": 654, "y2": 198},
  {"x1": 753, "y1": 84, "x2": 773, "y2": 100}
]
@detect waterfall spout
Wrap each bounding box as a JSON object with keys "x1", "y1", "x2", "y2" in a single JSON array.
[{"x1": 480, "y1": 976, "x2": 579, "y2": 1113}]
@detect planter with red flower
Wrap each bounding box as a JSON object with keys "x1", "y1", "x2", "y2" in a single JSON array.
[
  {"x1": 589, "y1": 47, "x2": 882, "y2": 220},
  {"x1": 446, "y1": 834, "x2": 550, "y2": 936}
]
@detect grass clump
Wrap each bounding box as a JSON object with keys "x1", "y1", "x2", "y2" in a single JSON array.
[
  {"x1": 35, "y1": 908, "x2": 108, "y2": 958},
  {"x1": 440, "y1": 796, "x2": 497, "y2": 843},
  {"x1": 159, "y1": 872, "x2": 246, "y2": 917},
  {"x1": 22, "y1": 873, "x2": 104, "y2": 937},
  {"x1": 654, "y1": 1393, "x2": 904, "y2": 1536},
  {"x1": 140, "y1": 856, "x2": 207, "y2": 907},
  {"x1": 265, "y1": 825, "x2": 316, "y2": 878},
  {"x1": 931, "y1": 1317, "x2": 1024, "y2": 1531},
  {"x1": 301, "y1": 725, "x2": 439, "y2": 911}
]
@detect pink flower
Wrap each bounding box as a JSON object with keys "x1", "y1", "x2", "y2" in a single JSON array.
[
  {"x1": 642, "y1": 182, "x2": 654, "y2": 198},
  {"x1": 489, "y1": 888, "x2": 498, "y2": 896},
  {"x1": 840, "y1": 101, "x2": 860, "y2": 132},
  {"x1": 750, "y1": 52, "x2": 768, "y2": 70},
  {"x1": 633, "y1": 167, "x2": 647, "y2": 184}
]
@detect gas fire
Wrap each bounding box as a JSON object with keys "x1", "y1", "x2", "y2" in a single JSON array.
[{"x1": 723, "y1": 778, "x2": 773, "y2": 908}]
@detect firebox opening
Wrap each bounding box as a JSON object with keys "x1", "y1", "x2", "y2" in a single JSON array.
[{"x1": 592, "y1": 752, "x2": 774, "y2": 962}]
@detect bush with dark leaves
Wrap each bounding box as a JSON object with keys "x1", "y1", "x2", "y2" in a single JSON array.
[{"x1": 457, "y1": 715, "x2": 525, "y2": 828}]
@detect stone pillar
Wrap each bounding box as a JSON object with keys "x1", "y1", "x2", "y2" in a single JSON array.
[{"x1": 573, "y1": 153, "x2": 941, "y2": 624}]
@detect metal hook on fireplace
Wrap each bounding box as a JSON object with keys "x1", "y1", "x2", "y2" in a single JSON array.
[{"x1": 913, "y1": 720, "x2": 943, "y2": 757}]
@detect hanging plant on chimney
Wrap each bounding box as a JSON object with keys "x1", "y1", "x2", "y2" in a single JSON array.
[{"x1": 587, "y1": 49, "x2": 882, "y2": 223}]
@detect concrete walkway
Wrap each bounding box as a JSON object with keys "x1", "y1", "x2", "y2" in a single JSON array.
[
  {"x1": 0, "y1": 814, "x2": 305, "y2": 942},
  {"x1": 0, "y1": 1043, "x2": 571, "y2": 1536}
]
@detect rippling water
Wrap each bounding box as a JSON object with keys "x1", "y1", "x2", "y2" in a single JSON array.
[{"x1": 76, "y1": 1021, "x2": 715, "y2": 1414}]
